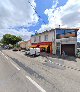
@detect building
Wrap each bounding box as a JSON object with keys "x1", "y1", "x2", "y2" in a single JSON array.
[
  {"x1": 26, "y1": 40, "x2": 31, "y2": 49},
  {"x1": 31, "y1": 28, "x2": 79, "y2": 56},
  {"x1": 19, "y1": 40, "x2": 31, "y2": 50},
  {"x1": 31, "y1": 29, "x2": 55, "y2": 54},
  {"x1": 19, "y1": 41, "x2": 27, "y2": 49},
  {"x1": 56, "y1": 28, "x2": 78, "y2": 56}
]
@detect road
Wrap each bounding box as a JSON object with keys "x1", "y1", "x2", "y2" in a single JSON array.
[
  {"x1": 0, "y1": 48, "x2": 45, "y2": 92},
  {"x1": 0, "y1": 47, "x2": 80, "y2": 92}
]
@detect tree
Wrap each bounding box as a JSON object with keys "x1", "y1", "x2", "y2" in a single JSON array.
[{"x1": 1, "y1": 34, "x2": 22, "y2": 45}]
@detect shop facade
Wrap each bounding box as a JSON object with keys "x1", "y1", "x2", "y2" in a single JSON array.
[
  {"x1": 31, "y1": 29, "x2": 55, "y2": 54},
  {"x1": 31, "y1": 28, "x2": 79, "y2": 56},
  {"x1": 55, "y1": 28, "x2": 78, "y2": 56}
]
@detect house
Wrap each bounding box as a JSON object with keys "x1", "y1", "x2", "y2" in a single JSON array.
[
  {"x1": 26, "y1": 40, "x2": 31, "y2": 49},
  {"x1": 31, "y1": 29, "x2": 55, "y2": 54},
  {"x1": 31, "y1": 28, "x2": 79, "y2": 56},
  {"x1": 19, "y1": 41, "x2": 27, "y2": 49}
]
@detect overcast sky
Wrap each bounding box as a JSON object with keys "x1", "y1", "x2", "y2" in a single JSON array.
[{"x1": 0, "y1": 0, "x2": 80, "y2": 41}]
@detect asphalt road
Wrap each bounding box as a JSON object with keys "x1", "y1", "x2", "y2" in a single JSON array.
[
  {"x1": 0, "y1": 48, "x2": 45, "y2": 92},
  {"x1": 0, "y1": 47, "x2": 80, "y2": 92}
]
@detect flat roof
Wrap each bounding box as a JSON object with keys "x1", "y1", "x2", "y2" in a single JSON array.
[
  {"x1": 31, "y1": 28, "x2": 79, "y2": 37},
  {"x1": 55, "y1": 28, "x2": 79, "y2": 30}
]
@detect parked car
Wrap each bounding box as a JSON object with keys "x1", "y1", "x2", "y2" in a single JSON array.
[
  {"x1": 25, "y1": 49, "x2": 30, "y2": 55},
  {"x1": 13, "y1": 47, "x2": 18, "y2": 51},
  {"x1": 13, "y1": 47, "x2": 21, "y2": 51},
  {"x1": 18, "y1": 47, "x2": 21, "y2": 51},
  {"x1": 4, "y1": 45, "x2": 9, "y2": 49},
  {"x1": 25, "y1": 48, "x2": 40, "y2": 56}
]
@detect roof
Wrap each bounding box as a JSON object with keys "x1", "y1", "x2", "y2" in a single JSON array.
[
  {"x1": 31, "y1": 28, "x2": 79, "y2": 37},
  {"x1": 19, "y1": 41, "x2": 27, "y2": 44},
  {"x1": 55, "y1": 28, "x2": 79, "y2": 31},
  {"x1": 31, "y1": 29, "x2": 55, "y2": 37},
  {"x1": 19, "y1": 39, "x2": 31, "y2": 44}
]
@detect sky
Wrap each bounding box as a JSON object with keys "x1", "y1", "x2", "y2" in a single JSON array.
[{"x1": 0, "y1": 0, "x2": 80, "y2": 41}]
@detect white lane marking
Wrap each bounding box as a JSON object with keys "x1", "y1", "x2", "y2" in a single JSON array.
[
  {"x1": 10, "y1": 62, "x2": 20, "y2": 71},
  {"x1": 2, "y1": 52, "x2": 4, "y2": 56},
  {"x1": 5, "y1": 56, "x2": 8, "y2": 59},
  {"x1": 0, "y1": 51, "x2": 20, "y2": 70},
  {"x1": 0, "y1": 51, "x2": 8, "y2": 59},
  {"x1": 26, "y1": 76, "x2": 46, "y2": 92},
  {"x1": 0, "y1": 51, "x2": 5, "y2": 56}
]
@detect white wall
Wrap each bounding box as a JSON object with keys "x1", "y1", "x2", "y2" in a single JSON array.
[
  {"x1": 56, "y1": 37, "x2": 77, "y2": 44},
  {"x1": 56, "y1": 37, "x2": 77, "y2": 55},
  {"x1": 26, "y1": 41, "x2": 31, "y2": 49},
  {"x1": 20, "y1": 43, "x2": 26, "y2": 48},
  {"x1": 31, "y1": 30, "x2": 55, "y2": 44}
]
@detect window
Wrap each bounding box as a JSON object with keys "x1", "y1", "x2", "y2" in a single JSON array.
[
  {"x1": 44, "y1": 35, "x2": 48, "y2": 41},
  {"x1": 39, "y1": 36, "x2": 41, "y2": 42},
  {"x1": 34, "y1": 37, "x2": 36, "y2": 42},
  {"x1": 65, "y1": 30, "x2": 75, "y2": 34},
  {"x1": 56, "y1": 29, "x2": 65, "y2": 39},
  {"x1": 56, "y1": 29, "x2": 76, "y2": 39}
]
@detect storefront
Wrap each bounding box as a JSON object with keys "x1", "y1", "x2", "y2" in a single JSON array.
[
  {"x1": 56, "y1": 28, "x2": 78, "y2": 56},
  {"x1": 31, "y1": 42, "x2": 52, "y2": 54},
  {"x1": 61, "y1": 44, "x2": 75, "y2": 56}
]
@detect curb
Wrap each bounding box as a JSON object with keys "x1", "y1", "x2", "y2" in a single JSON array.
[{"x1": 47, "y1": 60, "x2": 80, "y2": 72}]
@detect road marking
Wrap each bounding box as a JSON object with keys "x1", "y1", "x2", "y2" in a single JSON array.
[
  {"x1": 0, "y1": 51, "x2": 8, "y2": 59},
  {"x1": 26, "y1": 76, "x2": 46, "y2": 92},
  {"x1": 0, "y1": 51, "x2": 20, "y2": 70},
  {"x1": 10, "y1": 62, "x2": 20, "y2": 71},
  {"x1": 0, "y1": 51, "x2": 5, "y2": 56},
  {"x1": 2, "y1": 52, "x2": 4, "y2": 56},
  {"x1": 5, "y1": 56, "x2": 8, "y2": 59}
]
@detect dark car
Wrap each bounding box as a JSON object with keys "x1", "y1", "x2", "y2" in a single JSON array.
[
  {"x1": 13, "y1": 47, "x2": 18, "y2": 51},
  {"x1": 13, "y1": 47, "x2": 21, "y2": 51}
]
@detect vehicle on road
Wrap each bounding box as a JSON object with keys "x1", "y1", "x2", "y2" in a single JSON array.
[
  {"x1": 25, "y1": 48, "x2": 40, "y2": 56},
  {"x1": 13, "y1": 47, "x2": 21, "y2": 51},
  {"x1": 25, "y1": 49, "x2": 30, "y2": 55}
]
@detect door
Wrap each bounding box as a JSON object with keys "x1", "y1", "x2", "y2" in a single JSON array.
[
  {"x1": 47, "y1": 46, "x2": 50, "y2": 53},
  {"x1": 61, "y1": 44, "x2": 75, "y2": 56}
]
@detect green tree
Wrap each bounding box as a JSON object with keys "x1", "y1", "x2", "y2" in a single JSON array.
[{"x1": 1, "y1": 34, "x2": 22, "y2": 45}]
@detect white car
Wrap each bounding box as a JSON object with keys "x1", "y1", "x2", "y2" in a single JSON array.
[
  {"x1": 25, "y1": 48, "x2": 40, "y2": 56},
  {"x1": 25, "y1": 49, "x2": 30, "y2": 55}
]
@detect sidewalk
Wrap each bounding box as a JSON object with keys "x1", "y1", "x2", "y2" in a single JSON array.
[{"x1": 40, "y1": 52, "x2": 80, "y2": 71}]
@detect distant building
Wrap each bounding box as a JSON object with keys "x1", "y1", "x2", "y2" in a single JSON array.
[
  {"x1": 19, "y1": 41, "x2": 27, "y2": 49},
  {"x1": 26, "y1": 40, "x2": 31, "y2": 49},
  {"x1": 19, "y1": 40, "x2": 31, "y2": 50},
  {"x1": 31, "y1": 28, "x2": 79, "y2": 56}
]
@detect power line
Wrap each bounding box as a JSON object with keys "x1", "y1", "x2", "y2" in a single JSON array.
[
  {"x1": 28, "y1": 0, "x2": 80, "y2": 36},
  {"x1": 27, "y1": 0, "x2": 46, "y2": 24}
]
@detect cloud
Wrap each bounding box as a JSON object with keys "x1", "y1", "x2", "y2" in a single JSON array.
[
  {"x1": 38, "y1": 0, "x2": 80, "y2": 41},
  {"x1": 0, "y1": 28, "x2": 34, "y2": 41},
  {"x1": 37, "y1": 0, "x2": 59, "y2": 33},
  {"x1": 0, "y1": 0, "x2": 38, "y2": 40},
  {"x1": 37, "y1": 24, "x2": 53, "y2": 33},
  {"x1": 0, "y1": 0, "x2": 38, "y2": 28},
  {"x1": 44, "y1": 0, "x2": 80, "y2": 28}
]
